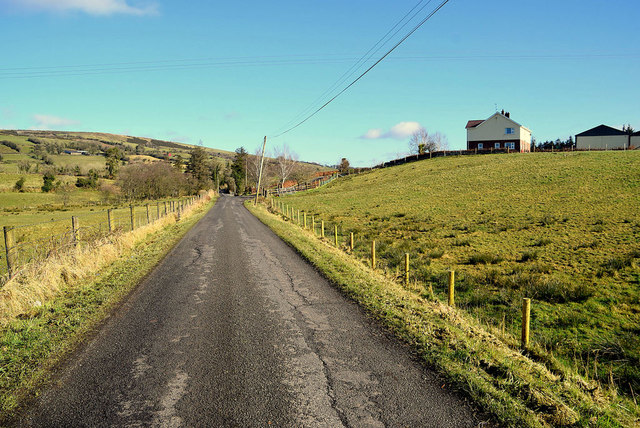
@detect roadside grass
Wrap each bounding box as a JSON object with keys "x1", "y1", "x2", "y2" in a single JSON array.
[
  {"x1": 247, "y1": 201, "x2": 639, "y2": 427},
  {"x1": 270, "y1": 151, "x2": 639, "y2": 421},
  {"x1": 0, "y1": 193, "x2": 216, "y2": 422}
]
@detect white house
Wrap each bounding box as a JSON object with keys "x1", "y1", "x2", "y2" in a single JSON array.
[
  {"x1": 466, "y1": 111, "x2": 531, "y2": 152},
  {"x1": 575, "y1": 125, "x2": 629, "y2": 150}
]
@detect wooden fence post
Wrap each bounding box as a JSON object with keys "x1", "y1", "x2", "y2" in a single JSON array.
[
  {"x1": 164, "y1": 202, "x2": 167, "y2": 216},
  {"x1": 107, "y1": 209, "x2": 113, "y2": 233},
  {"x1": 405, "y1": 253, "x2": 410, "y2": 284},
  {"x1": 448, "y1": 270, "x2": 455, "y2": 307},
  {"x1": 146, "y1": 204, "x2": 150, "y2": 225},
  {"x1": 312, "y1": 215, "x2": 315, "y2": 234},
  {"x1": 303, "y1": 212, "x2": 307, "y2": 229},
  {"x1": 522, "y1": 298, "x2": 531, "y2": 349},
  {"x1": 297, "y1": 210, "x2": 300, "y2": 225},
  {"x1": 350, "y1": 232, "x2": 354, "y2": 251},
  {"x1": 3, "y1": 226, "x2": 16, "y2": 277},
  {"x1": 129, "y1": 205, "x2": 135, "y2": 230},
  {"x1": 72, "y1": 216, "x2": 79, "y2": 246},
  {"x1": 371, "y1": 240, "x2": 376, "y2": 269},
  {"x1": 334, "y1": 225, "x2": 338, "y2": 247},
  {"x1": 321, "y1": 221, "x2": 325, "y2": 238},
  {"x1": 156, "y1": 203, "x2": 160, "y2": 220}
]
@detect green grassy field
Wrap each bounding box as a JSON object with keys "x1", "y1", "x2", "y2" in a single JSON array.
[{"x1": 279, "y1": 151, "x2": 640, "y2": 400}]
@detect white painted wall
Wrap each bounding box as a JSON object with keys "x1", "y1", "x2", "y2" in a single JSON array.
[{"x1": 576, "y1": 135, "x2": 628, "y2": 150}]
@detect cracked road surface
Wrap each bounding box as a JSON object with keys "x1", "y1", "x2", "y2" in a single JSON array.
[{"x1": 23, "y1": 195, "x2": 485, "y2": 427}]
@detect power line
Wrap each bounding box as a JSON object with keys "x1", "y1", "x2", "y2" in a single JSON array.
[
  {"x1": 0, "y1": 52, "x2": 633, "y2": 80},
  {"x1": 271, "y1": 0, "x2": 451, "y2": 138},
  {"x1": 272, "y1": 0, "x2": 435, "y2": 135}
]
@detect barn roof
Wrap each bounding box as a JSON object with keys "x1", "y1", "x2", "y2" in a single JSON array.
[{"x1": 576, "y1": 124, "x2": 627, "y2": 137}]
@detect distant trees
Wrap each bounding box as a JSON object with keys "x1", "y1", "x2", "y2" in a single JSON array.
[
  {"x1": 534, "y1": 136, "x2": 574, "y2": 151},
  {"x1": 408, "y1": 128, "x2": 449, "y2": 154},
  {"x1": 338, "y1": 158, "x2": 350, "y2": 174},
  {"x1": 186, "y1": 147, "x2": 212, "y2": 190},
  {"x1": 231, "y1": 147, "x2": 248, "y2": 193},
  {"x1": 17, "y1": 160, "x2": 32, "y2": 173},
  {"x1": 76, "y1": 169, "x2": 99, "y2": 188},
  {"x1": 0, "y1": 141, "x2": 20, "y2": 152},
  {"x1": 105, "y1": 147, "x2": 122, "y2": 179},
  {"x1": 14, "y1": 177, "x2": 25, "y2": 192},
  {"x1": 117, "y1": 162, "x2": 189, "y2": 200},
  {"x1": 41, "y1": 171, "x2": 55, "y2": 192},
  {"x1": 274, "y1": 144, "x2": 298, "y2": 188}
]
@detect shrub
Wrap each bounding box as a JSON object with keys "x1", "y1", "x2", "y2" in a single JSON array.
[
  {"x1": 41, "y1": 172, "x2": 55, "y2": 192},
  {"x1": 519, "y1": 251, "x2": 539, "y2": 262},
  {"x1": 532, "y1": 237, "x2": 552, "y2": 247},
  {"x1": 528, "y1": 277, "x2": 593, "y2": 303},
  {"x1": 0, "y1": 140, "x2": 20, "y2": 152},
  {"x1": 427, "y1": 248, "x2": 444, "y2": 259},
  {"x1": 75, "y1": 169, "x2": 99, "y2": 188},
  {"x1": 14, "y1": 177, "x2": 25, "y2": 192},
  {"x1": 468, "y1": 253, "x2": 502, "y2": 265},
  {"x1": 17, "y1": 160, "x2": 31, "y2": 173},
  {"x1": 453, "y1": 238, "x2": 471, "y2": 247}
]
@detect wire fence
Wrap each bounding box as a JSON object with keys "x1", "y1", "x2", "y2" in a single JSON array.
[
  {"x1": 268, "y1": 197, "x2": 538, "y2": 350},
  {"x1": 1, "y1": 196, "x2": 202, "y2": 285}
]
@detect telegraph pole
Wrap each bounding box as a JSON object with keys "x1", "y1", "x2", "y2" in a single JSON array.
[{"x1": 254, "y1": 136, "x2": 267, "y2": 205}]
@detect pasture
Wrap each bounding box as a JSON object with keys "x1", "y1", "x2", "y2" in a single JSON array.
[{"x1": 279, "y1": 151, "x2": 640, "y2": 398}]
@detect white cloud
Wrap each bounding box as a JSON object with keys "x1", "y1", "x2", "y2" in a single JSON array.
[
  {"x1": 32, "y1": 114, "x2": 80, "y2": 129},
  {"x1": 13, "y1": 0, "x2": 158, "y2": 16},
  {"x1": 360, "y1": 128, "x2": 383, "y2": 139},
  {"x1": 360, "y1": 121, "x2": 423, "y2": 140}
]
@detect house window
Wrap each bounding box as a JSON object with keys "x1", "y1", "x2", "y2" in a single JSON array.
[
  {"x1": 477, "y1": 143, "x2": 483, "y2": 149},
  {"x1": 494, "y1": 143, "x2": 501, "y2": 149},
  {"x1": 505, "y1": 128, "x2": 515, "y2": 135},
  {"x1": 505, "y1": 142, "x2": 515, "y2": 150}
]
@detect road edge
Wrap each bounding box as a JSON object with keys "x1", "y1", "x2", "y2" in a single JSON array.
[{"x1": 0, "y1": 196, "x2": 218, "y2": 424}]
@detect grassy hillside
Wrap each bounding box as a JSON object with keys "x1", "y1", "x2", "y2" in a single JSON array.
[{"x1": 279, "y1": 151, "x2": 640, "y2": 401}]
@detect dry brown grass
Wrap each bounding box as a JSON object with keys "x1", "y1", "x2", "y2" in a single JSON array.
[{"x1": 0, "y1": 191, "x2": 214, "y2": 326}]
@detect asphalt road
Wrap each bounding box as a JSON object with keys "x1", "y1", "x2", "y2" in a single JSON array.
[{"x1": 22, "y1": 195, "x2": 486, "y2": 427}]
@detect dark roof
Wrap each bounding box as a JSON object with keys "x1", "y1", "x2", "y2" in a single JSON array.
[
  {"x1": 632, "y1": 130, "x2": 640, "y2": 136},
  {"x1": 465, "y1": 120, "x2": 483, "y2": 129},
  {"x1": 576, "y1": 124, "x2": 627, "y2": 137}
]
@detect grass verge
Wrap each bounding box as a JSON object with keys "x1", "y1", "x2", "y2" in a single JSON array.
[
  {"x1": 0, "y1": 193, "x2": 217, "y2": 423},
  {"x1": 247, "y1": 200, "x2": 640, "y2": 428}
]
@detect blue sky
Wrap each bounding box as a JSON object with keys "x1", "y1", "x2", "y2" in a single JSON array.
[{"x1": 1, "y1": 0, "x2": 638, "y2": 166}]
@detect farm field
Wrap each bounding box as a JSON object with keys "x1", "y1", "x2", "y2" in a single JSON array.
[{"x1": 279, "y1": 151, "x2": 640, "y2": 399}]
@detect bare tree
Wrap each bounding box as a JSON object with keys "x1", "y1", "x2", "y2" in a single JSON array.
[
  {"x1": 273, "y1": 144, "x2": 298, "y2": 188},
  {"x1": 249, "y1": 146, "x2": 270, "y2": 189},
  {"x1": 408, "y1": 128, "x2": 449, "y2": 154}
]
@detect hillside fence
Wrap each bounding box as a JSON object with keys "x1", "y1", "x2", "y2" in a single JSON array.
[
  {"x1": 1, "y1": 195, "x2": 204, "y2": 285},
  {"x1": 371, "y1": 145, "x2": 634, "y2": 170},
  {"x1": 263, "y1": 172, "x2": 341, "y2": 197},
  {"x1": 267, "y1": 197, "x2": 537, "y2": 348}
]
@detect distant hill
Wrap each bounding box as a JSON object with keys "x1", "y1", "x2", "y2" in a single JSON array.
[{"x1": 0, "y1": 129, "x2": 236, "y2": 161}]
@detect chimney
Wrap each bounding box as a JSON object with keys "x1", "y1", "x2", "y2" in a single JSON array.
[
  {"x1": 506, "y1": 112, "x2": 510, "y2": 118},
  {"x1": 501, "y1": 109, "x2": 505, "y2": 115}
]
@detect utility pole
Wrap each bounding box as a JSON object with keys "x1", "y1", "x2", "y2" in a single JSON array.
[{"x1": 255, "y1": 136, "x2": 267, "y2": 205}]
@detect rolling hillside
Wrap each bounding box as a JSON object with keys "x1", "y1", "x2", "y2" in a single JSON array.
[{"x1": 280, "y1": 151, "x2": 640, "y2": 401}]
